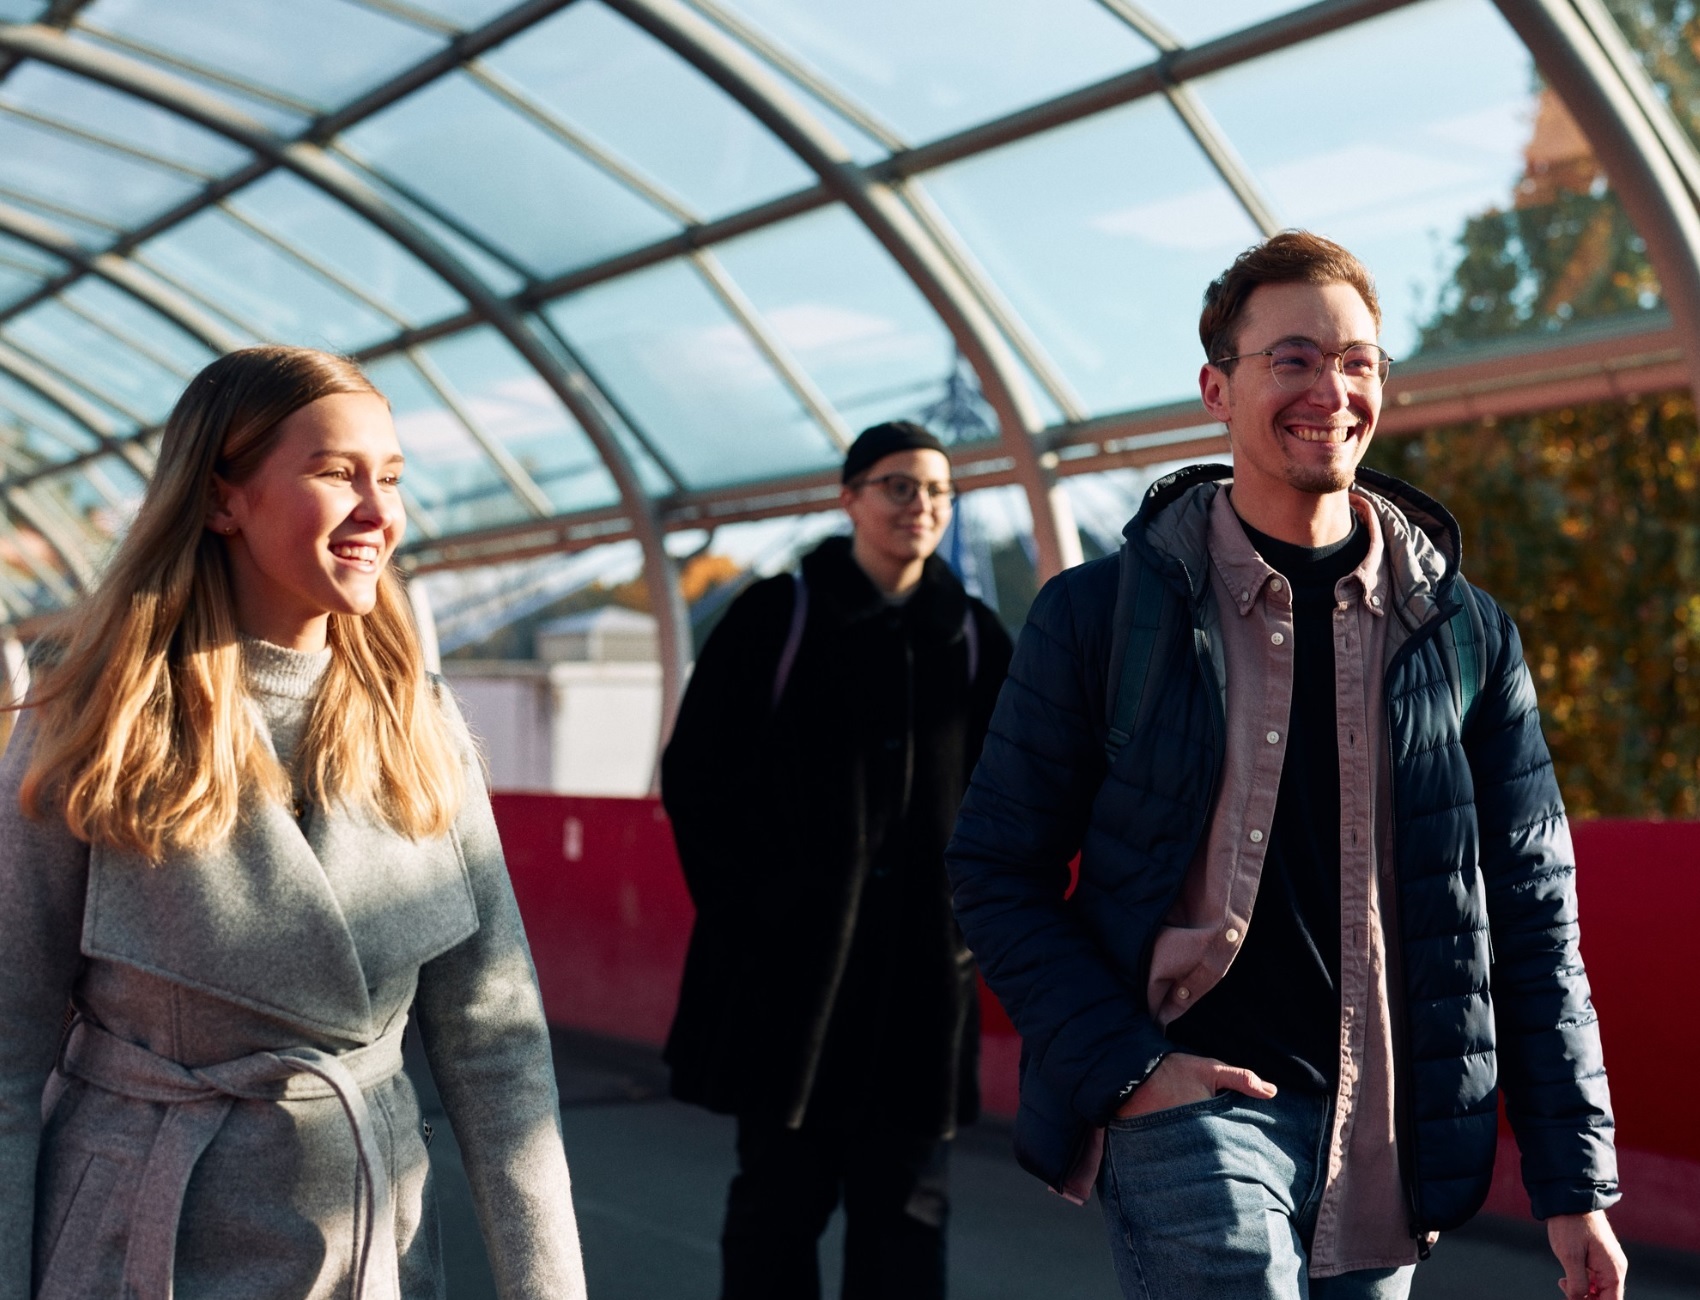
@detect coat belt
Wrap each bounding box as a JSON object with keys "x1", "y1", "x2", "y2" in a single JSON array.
[{"x1": 59, "y1": 1015, "x2": 406, "y2": 1300}]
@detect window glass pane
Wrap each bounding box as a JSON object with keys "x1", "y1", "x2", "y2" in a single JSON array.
[
  {"x1": 77, "y1": 0, "x2": 444, "y2": 112},
  {"x1": 59, "y1": 278, "x2": 220, "y2": 377},
  {"x1": 0, "y1": 232, "x2": 63, "y2": 278},
  {"x1": 0, "y1": 114, "x2": 199, "y2": 230},
  {"x1": 4, "y1": 301, "x2": 184, "y2": 422},
  {"x1": 227, "y1": 171, "x2": 464, "y2": 325},
  {"x1": 524, "y1": 314, "x2": 676, "y2": 498},
  {"x1": 0, "y1": 266, "x2": 41, "y2": 311},
  {"x1": 364, "y1": 353, "x2": 534, "y2": 538},
  {"x1": 1188, "y1": 0, "x2": 1538, "y2": 359},
  {"x1": 0, "y1": 372, "x2": 104, "y2": 454},
  {"x1": 418, "y1": 327, "x2": 621, "y2": 516},
  {"x1": 65, "y1": 28, "x2": 312, "y2": 136},
  {"x1": 546, "y1": 259, "x2": 841, "y2": 489},
  {"x1": 483, "y1": 2, "x2": 815, "y2": 220},
  {"x1": 0, "y1": 409, "x2": 83, "y2": 472},
  {"x1": 924, "y1": 97, "x2": 1262, "y2": 414},
  {"x1": 332, "y1": 147, "x2": 530, "y2": 297},
  {"x1": 713, "y1": 206, "x2": 957, "y2": 433},
  {"x1": 1132, "y1": 0, "x2": 1306, "y2": 46},
  {"x1": 400, "y1": 0, "x2": 514, "y2": 25},
  {"x1": 1, "y1": 63, "x2": 250, "y2": 176},
  {"x1": 0, "y1": 0, "x2": 50, "y2": 19},
  {"x1": 141, "y1": 208, "x2": 400, "y2": 350},
  {"x1": 708, "y1": 0, "x2": 1154, "y2": 142},
  {"x1": 343, "y1": 71, "x2": 680, "y2": 278}
]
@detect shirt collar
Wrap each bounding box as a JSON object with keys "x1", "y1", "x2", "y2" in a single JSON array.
[{"x1": 1205, "y1": 486, "x2": 1388, "y2": 618}]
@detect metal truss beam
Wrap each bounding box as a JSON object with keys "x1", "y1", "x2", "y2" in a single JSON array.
[
  {"x1": 0, "y1": 20, "x2": 694, "y2": 749},
  {"x1": 604, "y1": 0, "x2": 1085, "y2": 580},
  {"x1": 1492, "y1": 0, "x2": 1700, "y2": 410},
  {"x1": 400, "y1": 311, "x2": 1689, "y2": 572},
  {"x1": 0, "y1": 199, "x2": 244, "y2": 351}
]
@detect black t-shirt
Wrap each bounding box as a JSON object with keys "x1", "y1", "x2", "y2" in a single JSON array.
[{"x1": 1165, "y1": 510, "x2": 1370, "y2": 1095}]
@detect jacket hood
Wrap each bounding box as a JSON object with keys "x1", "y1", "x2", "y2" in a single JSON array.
[{"x1": 1122, "y1": 461, "x2": 1466, "y2": 625}]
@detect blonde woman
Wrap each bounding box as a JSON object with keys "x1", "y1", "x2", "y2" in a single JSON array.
[{"x1": 0, "y1": 347, "x2": 586, "y2": 1299}]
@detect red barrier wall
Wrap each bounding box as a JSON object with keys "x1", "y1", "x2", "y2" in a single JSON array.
[{"x1": 494, "y1": 795, "x2": 1700, "y2": 1252}]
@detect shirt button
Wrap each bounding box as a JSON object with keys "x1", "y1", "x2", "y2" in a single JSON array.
[
  {"x1": 1266, "y1": 730, "x2": 1280, "y2": 744},
  {"x1": 1240, "y1": 590, "x2": 1250, "y2": 603},
  {"x1": 1270, "y1": 577, "x2": 1284, "y2": 592},
  {"x1": 1176, "y1": 987, "x2": 1190, "y2": 1000},
  {"x1": 1271, "y1": 632, "x2": 1285, "y2": 645},
  {"x1": 1370, "y1": 594, "x2": 1382, "y2": 607},
  {"x1": 1225, "y1": 928, "x2": 1240, "y2": 943},
  {"x1": 1249, "y1": 829, "x2": 1264, "y2": 843}
]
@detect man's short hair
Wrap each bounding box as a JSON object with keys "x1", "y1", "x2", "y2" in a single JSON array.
[{"x1": 1199, "y1": 231, "x2": 1382, "y2": 369}]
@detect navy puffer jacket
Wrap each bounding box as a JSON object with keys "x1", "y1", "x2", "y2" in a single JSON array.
[{"x1": 946, "y1": 463, "x2": 1616, "y2": 1235}]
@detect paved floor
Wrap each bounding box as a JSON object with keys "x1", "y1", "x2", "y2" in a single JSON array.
[{"x1": 407, "y1": 1031, "x2": 1700, "y2": 1299}]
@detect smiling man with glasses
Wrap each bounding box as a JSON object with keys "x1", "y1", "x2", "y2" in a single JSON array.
[
  {"x1": 663, "y1": 421, "x2": 1012, "y2": 1299},
  {"x1": 948, "y1": 232, "x2": 1625, "y2": 1299}
]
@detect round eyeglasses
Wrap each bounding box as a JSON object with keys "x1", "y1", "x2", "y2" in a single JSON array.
[
  {"x1": 1212, "y1": 340, "x2": 1393, "y2": 391},
  {"x1": 854, "y1": 473, "x2": 957, "y2": 507}
]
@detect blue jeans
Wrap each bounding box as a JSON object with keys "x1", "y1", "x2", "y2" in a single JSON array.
[{"x1": 1096, "y1": 1088, "x2": 1415, "y2": 1300}]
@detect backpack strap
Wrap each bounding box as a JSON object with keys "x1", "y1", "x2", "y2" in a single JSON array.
[
  {"x1": 1438, "y1": 577, "x2": 1487, "y2": 725},
  {"x1": 1104, "y1": 542, "x2": 1171, "y2": 765},
  {"x1": 771, "y1": 572, "x2": 809, "y2": 711},
  {"x1": 962, "y1": 606, "x2": 980, "y2": 683}
]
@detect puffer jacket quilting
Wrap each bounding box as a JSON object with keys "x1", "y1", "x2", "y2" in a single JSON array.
[{"x1": 946, "y1": 463, "x2": 1616, "y2": 1234}]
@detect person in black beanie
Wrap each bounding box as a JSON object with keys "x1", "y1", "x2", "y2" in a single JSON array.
[{"x1": 662, "y1": 421, "x2": 1012, "y2": 1300}]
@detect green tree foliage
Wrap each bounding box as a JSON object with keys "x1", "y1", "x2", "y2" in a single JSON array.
[
  {"x1": 1365, "y1": 400, "x2": 1700, "y2": 818},
  {"x1": 1366, "y1": 1, "x2": 1700, "y2": 816}
]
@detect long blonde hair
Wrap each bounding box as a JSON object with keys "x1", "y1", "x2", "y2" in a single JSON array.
[{"x1": 17, "y1": 346, "x2": 465, "y2": 860}]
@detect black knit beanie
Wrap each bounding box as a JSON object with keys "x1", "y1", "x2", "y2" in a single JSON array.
[{"x1": 842, "y1": 420, "x2": 947, "y2": 483}]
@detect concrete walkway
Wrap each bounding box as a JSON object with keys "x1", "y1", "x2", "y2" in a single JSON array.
[{"x1": 407, "y1": 1030, "x2": 1700, "y2": 1299}]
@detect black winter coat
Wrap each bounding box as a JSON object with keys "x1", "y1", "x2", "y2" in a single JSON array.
[
  {"x1": 662, "y1": 536, "x2": 1012, "y2": 1136},
  {"x1": 946, "y1": 464, "x2": 1616, "y2": 1235}
]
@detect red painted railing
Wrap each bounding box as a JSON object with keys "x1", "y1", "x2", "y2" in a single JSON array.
[{"x1": 494, "y1": 794, "x2": 1700, "y2": 1252}]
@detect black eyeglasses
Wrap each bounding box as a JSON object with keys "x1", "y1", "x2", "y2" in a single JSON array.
[
  {"x1": 853, "y1": 473, "x2": 957, "y2": 507},
  {"x1": 1212, "y1": 340, "x2": 1393, "y2": 391}
]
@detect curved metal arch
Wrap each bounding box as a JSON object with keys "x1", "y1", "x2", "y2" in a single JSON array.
[
  {"x1": 4, "y1": 486, "x2": 93, "y2": 588},
  {"x1": 0, "y1": 199, "x2": 245, "y2": 352},
  {"x1": 1492, "y1": 0, "x2": 1700, "y2": 409},
  {"x1": 0, "y1": 20, "x2": 693, "y2": 746},
  {"x1": 601, "y1": 0, "x2": 1084, "y2": 580}
]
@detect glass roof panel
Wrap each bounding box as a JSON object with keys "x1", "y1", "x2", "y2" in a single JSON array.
[
  {"x1": 332, "y1": 146, "x2": 530, "y2": 297},
  {"x1": 545, "y1": 258, "x2": 841, "y2": 490},
  {"x1": 342, "y1": 71, "x2": 681, "y2": 278},
  {"x1": 0, "y1": 62, "x2": 250, "y2": 176},
  {"x1": 712, "y1": 206, "x2": 958, "y2": 432},
  {"x1": 140, "y1": 207, "x2": 401, "y2": 350},
  {"x1": 482, "y1": 2, "x2": 815, "y2": 221},
  {"x1": 923, "y1": 96, "x2": 1262, "y2": 413},
  {"x1": 3, "y1": 300, "x2": 184, "y2": 421},
  {"x1": 75, "y1": 0, "x2": 445, "y2": 112},
  {"x1": 0, "y1": 266, "x2": 42, "y2": 311},
  {"x1": 0, "y1": 112, "x2": 201, "y2": 229},
  {"x1": 418, "y1": 326, "x2": 622, "y2": 516},
  {"x1": 707, "y1": 0, "x2": 1155, "y2": 142},
  {"x1": 0, "y1": 231, "x2": 62, "y2": 277},
  {"x1": 1135, "y1": 0, "x2": 1306, "y2": 47},
  {"x1": 0, "y1": 371, "x2": 103, "y2": 455},
  {"x1": 0, "y1": 1, "x2": 49, "y2": 19},
  {"x1": 0, "y1": 192, "x2": 114, "y2": 248},
  {"x1": 58, "y1": 277, "x2": 220, "y2": 377},
  {"x1": 398, "y1": 0, "x2": 515, "y2": 26},
  {"x1": 63, "y1": 27, "x2": 313, "y2": 136},
  {"x1": 226, "y1": 171, "x2": 464, "y2": 324},
  {"x1": 0, "y1": 409, "x2": 85, "y2": 473},
  {"x1": 1188, "y1": 0, "x2": 1536, "y2": 360},
  {"x1": 365, "y1": 352, "x2": 536, "y2": 538}
]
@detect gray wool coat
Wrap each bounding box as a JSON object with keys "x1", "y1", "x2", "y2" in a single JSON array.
[{"x1": 0, "y1": 688, "x2": 586, "y2": 1299}]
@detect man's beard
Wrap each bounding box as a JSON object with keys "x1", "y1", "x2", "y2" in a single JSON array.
[{"x1": 1283, "y1": 460, "x2": 1356, "y2": 494}]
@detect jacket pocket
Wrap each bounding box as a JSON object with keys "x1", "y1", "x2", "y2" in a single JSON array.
[{"x1": 34, "y1": 1148, "x2": 125, "y2": 1300}]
